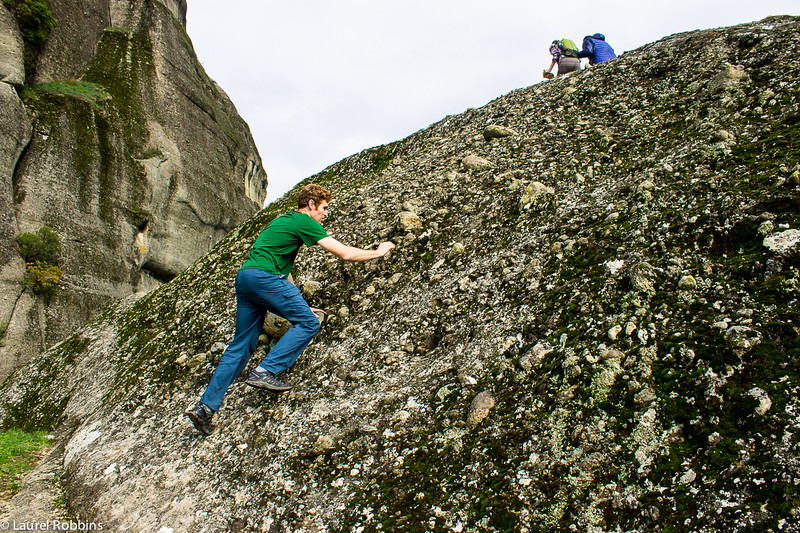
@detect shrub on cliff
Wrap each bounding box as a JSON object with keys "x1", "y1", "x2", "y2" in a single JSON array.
[
  {"x1": 15, "y1": 226, "x2": 60, "y2": 265},
  {"x1": 2, "y1": 0, "x2": 57, "y2": 46},
  {"x1": 15, "y1": 226, "x2": 62, "y2": 298},
  {"x1": 22, "y1": 261, "x2": 62, "y2": 299}
]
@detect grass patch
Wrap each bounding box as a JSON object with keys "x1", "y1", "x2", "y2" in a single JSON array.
[
  {"x1": 0, "y1": 429, "x2": 51, "y2": 498},
  {"x1": 30, "y1": 81, "x2": 111, "y2": 109}
]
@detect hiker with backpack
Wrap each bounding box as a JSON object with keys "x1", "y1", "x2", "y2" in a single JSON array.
[
  {"x1": 544, "y1": 38, "x2": 580, "y2": 78},
  {"x1": 577, "y1": 33, "x2": 616, "y2": 65}
]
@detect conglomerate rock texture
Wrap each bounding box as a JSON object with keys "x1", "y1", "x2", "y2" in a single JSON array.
[
  {"x1": 1, "y1": 15, "x2": 799, "y2": 533},
  {"x1": 0, "y1": 0, "x2": 266, "y2": 380}
]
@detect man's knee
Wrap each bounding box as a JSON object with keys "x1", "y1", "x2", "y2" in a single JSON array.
[
  {"x1": 296, "y1": 312, "x2": 321, "y2": 337},
  {"x1": 306, "y1": 315, "x2": 322, "y2": 336}
]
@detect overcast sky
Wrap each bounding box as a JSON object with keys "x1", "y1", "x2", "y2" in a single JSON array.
[{"x1": 185, "y1": 1, "x2": 798, "y2": 205}]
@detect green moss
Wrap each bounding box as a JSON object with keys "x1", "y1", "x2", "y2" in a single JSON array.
[
  {"x1": 23, "y1": 84, "x2": 126, "y2": 228},
  {"x1": 338, "y1": 433, "x2": 524, "y2": 532},
  {"x1": 17, "y1": 18, "x2": 165, "y2": 233},
  {"x1": 2, "y1": 386, "x2": 68, "y2": 433},
  {"x1": 30, "y1": 81, "x2": 110, "y2": 109},
  {"x1": 368, "y1": 142, "x2": 402, "y2": 174},
  {"x1": 2, "y1": 0, "x2": 56, "y2": 46},
  {"x1": 64, "y1": 104, "x2": 103, "y2": 215},
  {"x1": 626, "y1": 305, "x2": 800, "y2": 531},
  {"x1": 0, "y1": 332, "x2": 91, "y2": 431},
  {"x1": 731, "y1": 99, "x2": 800, "y2": 190},
  {"x1": 82, "y1": 27, "x2": 154, "y2": 153}
]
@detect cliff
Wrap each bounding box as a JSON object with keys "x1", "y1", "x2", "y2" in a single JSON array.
[
  {"x1": 0, "y1": 0, "x2": 267, "y2": 380},
  {"x1": 1, "y1": 15, "x2": 799, "y2": 533}
]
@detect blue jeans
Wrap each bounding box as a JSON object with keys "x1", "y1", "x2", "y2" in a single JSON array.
[{"x1": 199, "y1": 268, "x2": 321, "y2": 411}]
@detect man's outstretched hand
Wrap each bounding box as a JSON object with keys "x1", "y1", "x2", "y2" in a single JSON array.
[{"x1": 376, "y1": 242, "x2": 396, "y2": 256}]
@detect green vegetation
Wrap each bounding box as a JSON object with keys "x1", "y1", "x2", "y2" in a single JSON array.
[
  {"x1": 2, "y1": 0, "x2": 57, "y2": 46},
  {"x1": 22, "y1": 261, "x2": 62, "y2": 299},
  {"x1": 16, "y1": 23, "x2": 162, "y2": 230},
  {"x1": 136, "y1": 147, "x2": 164, "y2": 160},
  {"x1": 15, "y1": 225, "x2": 61, "y2": 265},
  {"x1": 0, "y1": 429, "x2": 51, "y2": 497},
  {"x1": 368, "y1": 142, "x2": 402, "y2": 173},
  {"x1": 31, "y1": 81, "x2": 110, "y2": 110},
  {"x1": 15, "y1": 226, "x2": 62, "y2": 298},
  {"x1": 1, "y1": 331, "x2": 92, "y2": 432},
  {"x1": 731, "y1": 108, "x2": 800, "y2": 191},
  {"x1": 82, "y1": 27, "x2": 154, "y2": 144}
]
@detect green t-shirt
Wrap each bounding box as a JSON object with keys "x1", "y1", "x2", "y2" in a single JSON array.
[{"x1": 240, "y1": 211, "x2": 329, "y2": 275}]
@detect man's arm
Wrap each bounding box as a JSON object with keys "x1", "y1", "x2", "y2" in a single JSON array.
[
  {"x1": 577, "y1": 39, "x2": 593, "y2": 59},
  {"x1": 318, "y1": 236, "x2": 395, "y2": 262}
]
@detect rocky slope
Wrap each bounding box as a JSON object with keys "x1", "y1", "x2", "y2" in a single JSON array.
[
  {"x1": 1, "y1": 15, "x2": 799, "y2": 533},
  {"x1": 0, "y1": 0, "x2": 267, "y2": 380}
]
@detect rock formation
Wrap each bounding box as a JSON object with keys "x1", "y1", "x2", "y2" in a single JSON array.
[
  {"x1": 1, "y1": 15, "x2": 799, "y2": 533},
  {"x1": 0, "y1": 0, "x2": 267, "y2": 380}
]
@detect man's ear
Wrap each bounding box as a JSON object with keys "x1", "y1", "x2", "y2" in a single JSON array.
[{"x1": 308, "y1": 199, "x2": 316, "y2": 209}]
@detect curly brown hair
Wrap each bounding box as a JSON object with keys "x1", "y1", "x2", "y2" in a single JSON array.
[{"x1": 297, "y1": 184, "x2": 332, "y2": 209}]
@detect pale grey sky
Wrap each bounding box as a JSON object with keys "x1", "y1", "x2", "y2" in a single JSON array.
[{"x1": 185, "y1": 1, "x2": 798, "y2": 204}]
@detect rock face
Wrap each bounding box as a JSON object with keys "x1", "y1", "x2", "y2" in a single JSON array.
[
  {"x1": 1, "y1": 15, "x2": 799, "y2": 533},
  {"x1": 0, "y1": 0, "x2": 267, "y2": 379}
]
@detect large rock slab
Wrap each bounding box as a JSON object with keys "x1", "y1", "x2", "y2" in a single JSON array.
[
  {"x1": 0, "y1": 0, "x2": 268, "y2": 380},
  {"x1": 0, "y1": 7, "x2": 24, "y2": 84}
]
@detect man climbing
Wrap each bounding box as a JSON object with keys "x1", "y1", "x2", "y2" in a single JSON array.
[
  {"x1": 577, "y1": 33, "x2": 616, "y2": 65},
  {"x1": 187, "y1": 183, "x2": 395, "y2": 435}
]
